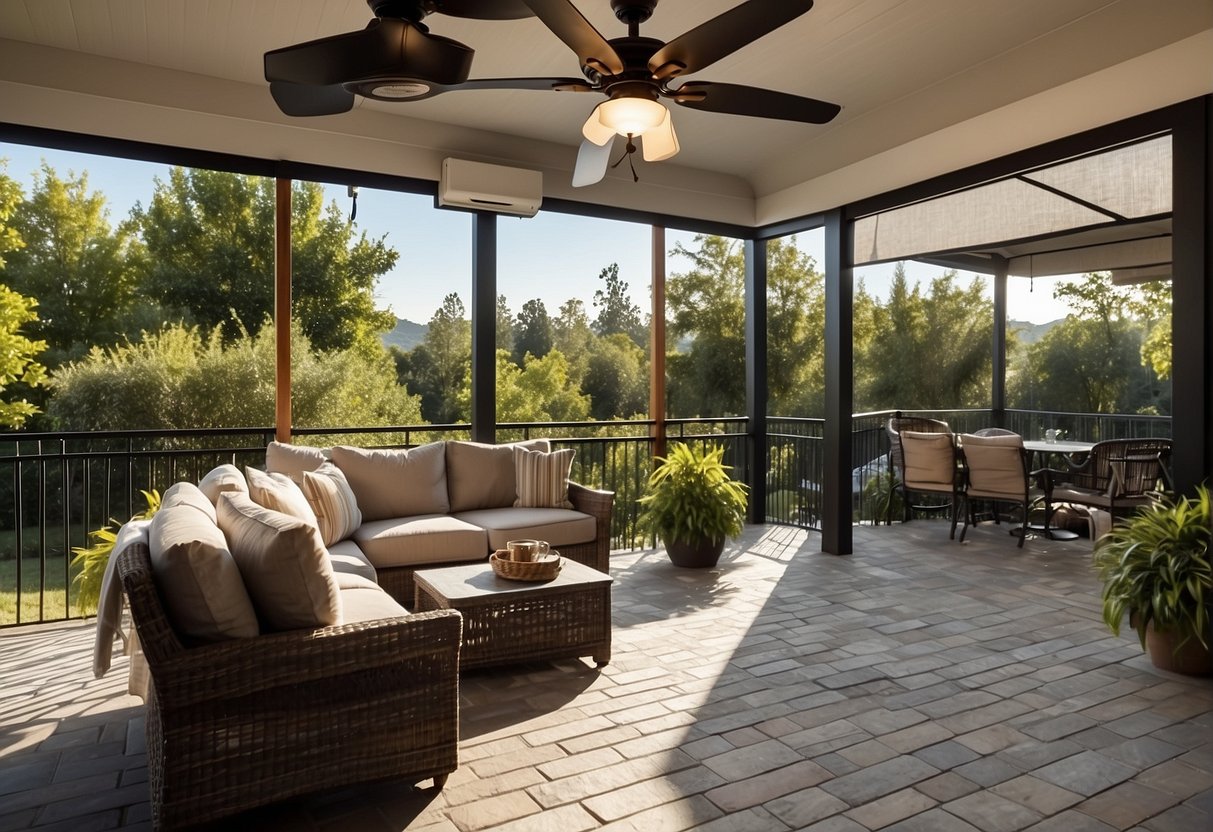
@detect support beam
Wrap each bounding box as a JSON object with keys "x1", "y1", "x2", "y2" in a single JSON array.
[
  {"x1": 992, "y1": 257, "x2": 1008, "y2": 427},
  {"x1": 471, "y1": 212, "x2": 497, "y2": 444},
  {"x1": 823, "y1": 209, "x2": 853, "y2": 555},
  {"x1": 1170, "y1": 96, "x2": 1213, "y2": 494},
  {"x1": 745, "y1": 239, "x2": 768, "y2": 525},
  {"x1": 274, "y1": 177, "x2": 291, "y2": 443},
  {"x1": 650, "y1": 226, "x2": 667, "y2": 461}
]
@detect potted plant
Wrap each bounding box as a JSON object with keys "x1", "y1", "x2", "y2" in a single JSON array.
[
  {"x1": 1093, "y1": 485, "x2": 1213, "y2": 675},
  {"x1": 637, "y1": 442, "x2": 748, "y2": 568}
]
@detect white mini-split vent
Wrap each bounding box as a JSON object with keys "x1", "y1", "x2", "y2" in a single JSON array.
[{"x1": 438, "y1": 159, "x2": 542, "y2": 217}]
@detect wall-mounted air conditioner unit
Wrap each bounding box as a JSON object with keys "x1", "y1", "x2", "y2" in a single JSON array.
[{"x1": 438, "y1": 158, "x2": 542, "y2": 217}]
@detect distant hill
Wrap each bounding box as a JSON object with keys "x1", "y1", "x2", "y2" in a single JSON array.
[
  {"x1": 381, "y1": 318, "x2": 428, "y2": 352},
  {"x1": 1008, "y1": 318, "x2": 1060, "y2": 345}
]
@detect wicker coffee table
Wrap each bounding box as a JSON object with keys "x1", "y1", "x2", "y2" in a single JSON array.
[{"x1": 413, "y1": 558, "x2": 613, "y2": 670}]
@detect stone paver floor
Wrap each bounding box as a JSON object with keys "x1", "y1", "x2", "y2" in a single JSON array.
[{"x1": 3, "y1": 521, "x2": 1213, "y2": 831}]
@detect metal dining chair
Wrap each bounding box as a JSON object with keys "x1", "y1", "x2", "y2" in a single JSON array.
[
  {"x1": 898, "y1": 430, "x2": 965, "y2": 539},
  {"x1": 958, "y1": 432, "x2": 1039, "y2": 547},
  {"x1": 1045, "y1": 437, "x2": 1173, "y2": 519},
  {"x1": 886, "y1": 415, "x2": 952, "y2": 523}
]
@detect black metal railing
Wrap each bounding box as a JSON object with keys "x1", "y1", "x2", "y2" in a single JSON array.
[{"x1": 0, "y1": 408, "x2": 1170, "y2": 626}]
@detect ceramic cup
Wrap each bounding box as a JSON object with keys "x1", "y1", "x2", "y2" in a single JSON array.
[{"x1": 506, "y1": 539, "x2": 549, "y2": 562}]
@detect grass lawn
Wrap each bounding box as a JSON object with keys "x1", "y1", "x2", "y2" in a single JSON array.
[{"x1": 1, "y1": 547, "x2": 85, "y2": 626}]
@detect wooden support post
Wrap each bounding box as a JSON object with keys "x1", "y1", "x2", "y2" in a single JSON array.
[
  {"x1": 650, "y1": 226, "x2": 667, "y2": 461},
  {"x1": 274, "y1": 177, "x2": 291, "y2": 444}
]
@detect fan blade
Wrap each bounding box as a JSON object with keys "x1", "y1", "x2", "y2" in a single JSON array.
[
  {"x1": 671, "y1": 81, "x2": 840, "y2": 124},
  {"x1": 430, "y1": 0, "x2": 534, "y2": 19},
  {"x1": 648, "y1": 0, "x2": 815, "y2": 80},
  {"x1": 581, "y1": 103, "x2": 616, "y2": 146},
  {"x1": 265, "y1": 19, "x2": 471, "y2": 88},
  {"x1": 452, "y1": 77, "x2": 594, "y2": 93},
  {"x1": 270, "y1": 81, "x2": 355, "y2": 116},
  {"x1": 573, "y1": 137, "x2": 613, "y2": 187},
  {"x1": 522, "y1": 0, "x2": 624, "y2": 76},
  {"x1": 642, "y1": 109, "x2": 679, "y2": 162}
]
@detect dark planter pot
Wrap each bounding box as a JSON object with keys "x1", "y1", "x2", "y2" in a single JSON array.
[
  {"x1": 664, "y1": 536, "x2": 725, "y2": 568},
  {"x1": 1142, "y1": 621, "x2": 1213, "y2": 676}
]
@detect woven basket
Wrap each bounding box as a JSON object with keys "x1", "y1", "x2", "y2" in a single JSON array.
[{"x1": 491, "y1": 551, "x2": 562, "y2": 582}]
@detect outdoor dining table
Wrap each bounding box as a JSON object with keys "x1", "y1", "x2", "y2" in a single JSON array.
[{"x1": 1021, "y1": 438, "x2": 1095, "y2": 540}]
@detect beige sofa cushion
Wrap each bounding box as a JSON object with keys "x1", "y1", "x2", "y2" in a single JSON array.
[
  {"x1": 161, "y1": 481, "x2": 218, "y2": 524},
  {"x1": 148, "y1": 501, "x2": 259, "y2": 642},
  {"x1": 245, "y1": 467, "x2": 319, "y2": 527},
  {"x1": 301, "y1": 462, "x2": 362, "y2": 545},
  {"x1": 455, "y1": 508, "x2": 596, "y2": 551},
  {"x1": 514, "y1": 446, "x2": 575, "y2": 508},
  {"x1": 265, "y1": 441, "x2": 328, "y2": 484},
  {"x1": 353, "y1": 515, "x2": 487, "y2": 568},
  {"x1": 327, "y1": 539, "x2": 378, "y2": 583},
  {"x1": 332, "y1": 442, "x2": 449, "y2": 521},
  {"x1": 338, "y1": 575, "x2": 410, "y2": 624},
  {"x1": 445, "y1": 439, "x2": 549, "y2": 512},
  {"x1": 197, "y1": 464, "x2": 247, "y2": 505},
  {"x1": 216, "y1": 492, "x2": 341, "y2": 631}
]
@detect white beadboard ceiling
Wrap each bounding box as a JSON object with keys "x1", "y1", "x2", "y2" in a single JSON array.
[{"x1": 0, "y1": 0, "x2": 1210, "y2": 224}]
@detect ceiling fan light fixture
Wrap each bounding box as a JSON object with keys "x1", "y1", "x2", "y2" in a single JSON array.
[
  {"x1": 597, "y1": 96, "x2": 668, "y2": 137},
  {"x1": 581, "y1": 104, "x2": 618, "y2": 146},
  {"x1": 641, "y1": 107, "x2": 679, "y2": 161}
]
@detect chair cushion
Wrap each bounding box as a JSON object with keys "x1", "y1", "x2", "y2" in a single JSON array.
[
  {"x1": 197, "y1": 464, "x2": 247, "y2": 506},
  {"x1": 148, "y1": 501, "x2": 259, "y2": 642},
  {"x1": 245, "y1": 467, "x2": 319, "y2": 527},
  {"x1": 161, "y1": 481, "x2": 218, "y2": 524},
  {"x1": 216, "y1": 492, "x2": 341, "y2": 631},
  {"x1": 961, "y1": 434, "x2": 1026, "y2": 499},
  {"x1": 265, "y1": 441, "x2": 329, "y2": 484},
  {"x1": 337, "y1": 575, "x2": 410, "y2": 625},
  {"x1": 445, "y1": 439, "x2": 550, "y2": 512},
  {"x1": 901, "y1": 431, "x2": 956, "y2": 491},
  {"x1": 327, "y1": 538, "x2": 378, "y2": 583},
  {"x1": 352, "y1": 515, "x2": 488, "y2": 568},
  {"x1": 301, "y1": 462, "x2": 362, "y2": 546},
  {"x1": 332, "y1": 442, "x2": 449, "y2": 521},
  {"x1": 514, "y1": 446, "x2": 575, "y2": 508},
  {"x1": 454, "y1": 507, "x2": 596, "y2": 551}
]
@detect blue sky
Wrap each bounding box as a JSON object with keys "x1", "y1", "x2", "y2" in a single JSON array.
[{"x1": 2, "y1": 142, "x2": 1074, "y2": 325}]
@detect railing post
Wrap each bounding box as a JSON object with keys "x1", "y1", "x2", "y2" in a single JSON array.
[{"x1": 745, "y1": 239, "x2": 767, "y2": 525}]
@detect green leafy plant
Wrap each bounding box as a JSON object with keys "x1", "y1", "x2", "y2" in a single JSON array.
[
  {"x1": 637, "y1": 442, "x2": 748, "y2": 546},
  {"x1": 861, "y1": 467, "x2": 903, "y2": 524},
  {"x1": 1093, "y1": 485, "x2": 1213, "y2": 651},
  {"x1": 70, "y1": 489, "x2": 161, "y2": 615}
]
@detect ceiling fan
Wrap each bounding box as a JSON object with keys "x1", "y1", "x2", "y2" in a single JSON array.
[{"x1": 264, "y1": 0, "x2": 841, "y2": 187}]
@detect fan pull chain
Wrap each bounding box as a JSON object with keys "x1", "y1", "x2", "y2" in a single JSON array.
[{"x1": 610, "y1": 135, "x2": 641, "y2": 183}]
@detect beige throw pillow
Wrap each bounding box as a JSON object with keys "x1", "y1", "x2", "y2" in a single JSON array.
[
  {"x1": 446, "y1": 439, "x2": 550, "y2": 512},
  {"x1": 514, "y1": 446, "x2": 575, "y2": 509},
  {"x1": 197, "y1": 464, "x2": 248, "y2": 506},
  {"x1": 302, "y1": 462, "x2": 362, "y2": 546},
  {"x1": 148, "y1": 502, "x2": 259, "y2": 642},
  {"x1": 331, "y1": 442, "x2": 449, "y2": 521},
  {"x1": 245, "y1": 466, "x2": 319, "y2": 528},
  {"x1": 265, "y1": 441, "x2": 329, "y2": 484},
  {"x1": 216, "y1": 492, "x2": 341, "y2": 631},
  {"x1": 161, "y1": 481, "x2": 218, "y2": 524}
]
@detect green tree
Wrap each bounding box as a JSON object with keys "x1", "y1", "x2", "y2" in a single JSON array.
[
  {"x1": 0, "y1": 286, "x2": 48, "y2": 428},
  {"x1": 3, "y1": 165, "x2": 141, "y2": 367},
  {"x1": 856, "y1": 264, "x2": 993, "y2": 409},
  {"x1": 496, "y1": 294, "x2": 514, "y2": 357},
  {"x1": 592, "y1": 263, "x2": 646, "y2": 347},
  {"x1": 482, "y1": 349, "x2": 590, "y2": 423},
  {"x1": 552, "y1": 298, "x2": 595, "y2": 386},
  {"x1": 584, "y1": 333, "x2": 648, "y2": 420},
  {"x1": 766, "y1": 237, "x2": 825, "y2": 416},
  {"x1": 48, "y1": 320, "x2": 420, "y2": 431},
  {"x1": 513, "y1": 298, "x2": 554, "y2": 364},
  {"x1": 402, "y1": 293, "x2": 471, "y2": 423},
  {"x1": 132, "y1": 168, "x2": 395, "y2": 351}
]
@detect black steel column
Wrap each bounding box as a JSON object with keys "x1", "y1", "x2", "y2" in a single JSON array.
[
  {"x1": 745, "y1": 239, "x2": 768, "y2": 525},
  {"x1": 823, "y1": 209, "x2": 853, "y2": 555},
  {"x1": 1171, "y1": 96, "x2": 1213, "y2": 494},
  {"x1": 992, "y1": 256, "x2": 1008, "y2": 427},
  {"x1": 471, "y1": 212, "x2": 497, "y2": 444}
]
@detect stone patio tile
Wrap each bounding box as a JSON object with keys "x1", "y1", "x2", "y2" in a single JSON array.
[
  {"x1": 536, "y1": 747, "x2": 624, "y2": 780},
  {"x1": 819, "y1": 755, "x2": 940, "y2": 806},
  {"x1": 1021, "y1": 713, "x2": 1099, "y2": 742},
  {"x1": 943, "y1": 790, "x2": 1044, "y2": 832},
  {"x1": 913, "y1": 740, "x2": 981, "y2": 770},
  {"x1": 582, "y1": 766, "x2": 725, "y2": 823},
  {"x1": 594, "y1": 795, "x2": 722, "y2": 832},
  {"x1": 882, "y1": 807, "x2": 981, "y2": 831},
  {"x1": 687, "y1": 806, "x2": 790, "y2": 832},
  {"x1": 764, "y1": 786, "x2": 849, "y2": 829},
  {"x1": 1075, "y1": 780, "x2": 1182, "y2": 827},
  {"x1": 1031, "y1": 750, "x2": 1138, "y2": 796},
  {"x1": 1139, "y1": 803, "x2": 1212, "y2": 831},
  {"x1": 1022, "y1": 810, "x2": 1118, "y2": 831},
  {"x1": 878, "y1": 722, "x2": 954, "y2": 754},
  {"x1": 476, "y1": 803, "x2": 599, "y2": 832},
  {"x1": 703, "y1": 759, "x2": 832, "y2": 812},
  {"x1": 952, "y1": 755, "x2": 1022, "y2": 787},
  {"x1": 798, "y1": 816, "x2": 867, "y2": 832},
  {"x1": 1100, "y1": 735, "x2": 1185, "y2": 770},
  {"x1": 914, "y1": 771, "x2": 981, "y2": 803},
  {"x1": 843, "y1": 787, "x2": 936, "y2": 830},
  {"x1": 990, "y1": 775, "x2": 1083, "y2": 815}
]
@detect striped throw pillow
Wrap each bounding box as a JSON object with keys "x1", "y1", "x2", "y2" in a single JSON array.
[
  {"x1": 513, "y1": 447, "x2": 575, "y2": 509},
  {"x1": 302, "y1": 462, "x2": 362, "y2": 546}
]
